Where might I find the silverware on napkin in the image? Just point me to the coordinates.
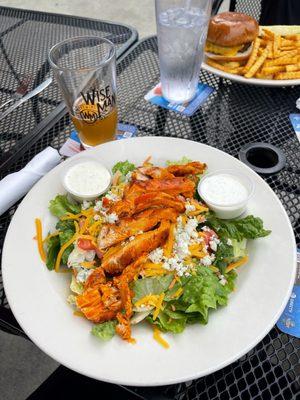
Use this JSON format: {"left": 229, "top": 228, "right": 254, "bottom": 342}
{"left": 0, "top": 74, "right": 32, "bottom": 110}
{"left": 0, "top": 77, "right": 52, "bottom": 121}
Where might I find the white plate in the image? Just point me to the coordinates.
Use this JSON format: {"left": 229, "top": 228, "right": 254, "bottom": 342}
{"left": 2, "top": 137, "right": 296, "bottom": 386}
{"left": 202, "top": 61, "right": 300, "bottom": 87}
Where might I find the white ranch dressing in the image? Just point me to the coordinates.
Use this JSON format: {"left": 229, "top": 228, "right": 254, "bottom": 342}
{"left": 64, "top": 161, "right": 111, "bottom": 196}
{"left": 200, "top": 174, "right": 248, "bottom": 206}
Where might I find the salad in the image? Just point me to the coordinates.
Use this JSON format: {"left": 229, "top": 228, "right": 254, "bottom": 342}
{"left": 35, "top": 157, "right": 270, "bottom": 347}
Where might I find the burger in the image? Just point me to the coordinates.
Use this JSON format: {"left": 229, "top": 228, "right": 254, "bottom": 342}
{"left": 205, "top": 12, "right": 259, "bottom": 61}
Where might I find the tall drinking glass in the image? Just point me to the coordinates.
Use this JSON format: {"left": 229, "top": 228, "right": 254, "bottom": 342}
{"left": 155, "top": 0, "right": 212, "bottom": 104}
{"left": 49, "top": 36, "right": 117, "bottom": 148}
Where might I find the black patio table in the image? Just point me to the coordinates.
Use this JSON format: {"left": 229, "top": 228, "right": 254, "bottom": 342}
{"left": 0, "top": 5, "right": 300, "bottom": 400}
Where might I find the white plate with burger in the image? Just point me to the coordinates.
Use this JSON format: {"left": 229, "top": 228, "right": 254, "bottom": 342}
{"left": 202, "top": 12, "right": 300, "bottom": 87}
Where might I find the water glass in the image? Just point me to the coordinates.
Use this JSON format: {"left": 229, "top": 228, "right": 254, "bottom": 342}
{"left": 155, "top": 0, "right": 212, "bottom": 104}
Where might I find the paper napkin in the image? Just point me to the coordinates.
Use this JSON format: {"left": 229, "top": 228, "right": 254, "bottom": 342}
{"left": 0, "top": 147, "right": 61, "bottom": 216}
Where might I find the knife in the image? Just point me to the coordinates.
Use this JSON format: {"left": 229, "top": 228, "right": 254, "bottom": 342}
{"left": 0, "top": 77, "right": 53, "bottom": 122}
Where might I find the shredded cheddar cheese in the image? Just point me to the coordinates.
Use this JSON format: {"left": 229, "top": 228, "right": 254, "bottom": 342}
{"left": 135, "top": 294, "right": 160, "bottom": 308}
{"left": 42, "top": 231, "right": 59, "bottom": 244}
{"left": 60, "top": 209, "right": 94, "bottom": 221}
{"left": 54, "top": 221, "right": 80, "bottom": 272}
{"left": 164, "top": 223, "right": 175, "bottom": 257}
{"left": 153, "top": 293, "right": 165, "bottom": 321}
{"left": 172, "top": 287, "right": 183, "bottom": 299}
{"left": 88, "top": 220, "right": 103, "bottom": 236}
{"left": 225, "top": 256, "right": 249, "bottom": 273}
{"left": 35, "top": 218, "right": 46, "bottom": 262}
{"left": 153, "top": 327, "right": 169, "bottom": 349}
{"left": 80, "top": 261, "right": 95, "bottom": 269}
{"left": 73, "top": 310, "right": 85, "bottom": 318}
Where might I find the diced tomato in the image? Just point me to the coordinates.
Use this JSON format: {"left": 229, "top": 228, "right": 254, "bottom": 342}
{"left": 77, "top": 238, "right": 95, "bottom": 251}
{"left": 102, "top": 197, "right": 110, "bottom": 208}
{"left": 202, "top": 229, "right": 218, "bottom": 246}
{"left": 77, "top": 238, "right": 103, "bottom": 259}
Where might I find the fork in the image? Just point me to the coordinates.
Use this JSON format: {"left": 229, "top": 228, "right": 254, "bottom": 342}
{"left": 0, "top": 74, "right": 32, "bottom": 110}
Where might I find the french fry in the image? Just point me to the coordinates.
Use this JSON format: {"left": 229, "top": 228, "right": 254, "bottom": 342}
{"left": 255, "top": 72, "right": 274, "bottom": 79}
{"left": 276, "top": 49, "right": 298, "bottom": 58}
{"left": 260, "top": 39, "right": 270, "bottom": 47}
{"left": 206, "top": 58, "right": 240, "bottom": 74}
{"left": 275, "top": 71, "right": 300, "bottom": 79}
{"left": 245, "top": 43, "right": 271, "bottom": 78}
{"left": 284, "top": 34, "right": 300, "bottom": 41}
{"left": 262, "top": 29, "right": 275, "bottom": 40}
{"left": 281, "top": 38, "right": 296, "bottom": 47}
{"left": 262, "top": 65, "right": 285, "bottom": 74}
{"left": 264, "top": 55, "right": 298, "bottom": 67}
{"left": 280, "top": 46, "right": 297, "bottom": 51}
{"left": 286, "top": 64, "right": 300, "bottom": 72}
{"left": 243, "top": 37, "right": 261, "bottom": 72}
{"left": 267, "top": 45, "right": 274, "bottom": 59}
{"left": 273, "top": 34, "right": 281, "bottom": 57}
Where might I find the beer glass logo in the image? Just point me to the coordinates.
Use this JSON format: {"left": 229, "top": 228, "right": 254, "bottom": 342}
{"left": 74, "top": 85, "right": 116, "bottom": 124}
{"left": 78, "top": 104, "right": 99, "bottom": 124}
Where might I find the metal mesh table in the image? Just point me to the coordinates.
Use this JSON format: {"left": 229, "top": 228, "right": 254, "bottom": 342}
{"left": 1, "top": 33, "right": 300, "bottom": 399}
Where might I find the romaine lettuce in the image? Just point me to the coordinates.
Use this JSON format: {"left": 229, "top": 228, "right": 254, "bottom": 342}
{"left": 55, "top": 219, "right": 76, "bottom": 265}
{"left": 231, "top": 238, "right": 248, "bottom": 260}
{"left": 132, "top": 275, "right": 173, "bottom": 303}
{"left": 213, "top": 240, "right": 234, "bottom": 273}
{"left": 70, "top": 275, "right": 84, "bottom": 294}
{"left": 112, "top": 160, "right": 135, "bottom": 176}
{"left": 91, "top": 320, "right": 117, "bottom": 341}
{"left": 148, "top": 309, "right": 187, "bottom": 333}
{"left": 205, "top": 215, "right": 271, "bottom": 241}
{"left": 166, "top": 156, "right": 192, "bottom": 166}
{"left": 49, "top": 195, "right": 80, "bottom": 218}
{"left": 159, "top": 266, "right": 237, "bottom": 330}
{"left": 45, "top": 235, "right": 60, "bottom": 270}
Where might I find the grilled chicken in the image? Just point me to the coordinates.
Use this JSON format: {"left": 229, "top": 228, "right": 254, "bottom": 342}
{"left": 76, "top": 284, "right": 121, "bottom": 323}
{"left": 110, "top": 189, "right": 185, "bottom": 217}
{"left": 132, "top": 166, "right": 175, "bottom": 181}
{"left": 98, "top": 208, "right": 178, "bottom": 250}
{"left": 102, "top": 220, "right": 171, "bottom": 274}
{"left": 166, "top": 161, "right": 206, "bottom": 176}
{"left": 134, "top": 177, "right": 195, "bottom": 198}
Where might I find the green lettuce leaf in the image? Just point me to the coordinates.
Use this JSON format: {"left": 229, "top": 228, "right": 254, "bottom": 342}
{"left": 91, "top": 320, "right": 117, "bottom": 341}
{"left": 70, "top": 275, "right": 84, "bottom": 294}
{"left": 49, "top": 195, "right": 80, "bottom": 218}
{"left": 132, "top": 275, "right": 173, "bottom": 303}
{"left": 170, "top": 266, "right": 237, "bottom": 325}
{"left": 214, "top": 240, "right": 234, "bottom": 273}
{"left": 112, "top": 160, "right": 135, "bottom": 176}
{"left": 166, "top": 156, "right": 192, "bottom": 166}
{"left": 56, "top": 220, "right": 76, "bottom": 265}
{"left": 45, "top": 235, "right": 60, "bottom": 270}
{"left": 231, "top": 238, "right": 248, "bottom": 260}
{"left": 67, "top": 294, "right": 77, "bottom": 306}
{"left": 147, "top": 309, "right": 187, "bottom": 334}
{"left": 206, "top": 215, "right": 271, "bottom": 241}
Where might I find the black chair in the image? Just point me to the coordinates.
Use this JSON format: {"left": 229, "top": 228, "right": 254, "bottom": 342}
{"left": 215, "top": 0, "right": 300, "bottom": 25}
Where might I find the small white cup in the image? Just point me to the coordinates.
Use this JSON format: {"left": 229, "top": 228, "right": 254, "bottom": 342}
{"left": 198, "top": 170, "right": 254, "bottom": 219}
{"left": 61, "top": 157, "right": 112, "bottom": 202}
